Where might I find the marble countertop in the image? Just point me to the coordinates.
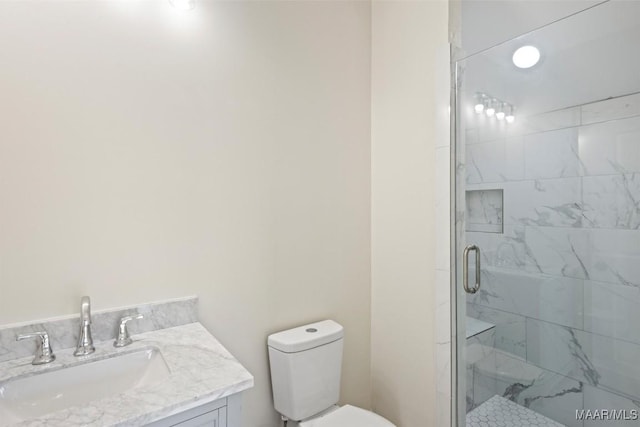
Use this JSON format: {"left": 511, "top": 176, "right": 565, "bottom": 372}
{"left": 0, "top": 322, "right": 254, "bottom": 426}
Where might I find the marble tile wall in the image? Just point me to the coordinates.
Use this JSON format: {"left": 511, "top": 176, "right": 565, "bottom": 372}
{"left": 435, "top": 92, "right": 452, "bottom": 425}
{"left": 465, "top": 319, "right": 496, "bottom": 411}
{"left": 466, "top": 189, "right": 503, "bottom": 233}
{"left": 464, "top": 91, "right": 640, "bottom": 425}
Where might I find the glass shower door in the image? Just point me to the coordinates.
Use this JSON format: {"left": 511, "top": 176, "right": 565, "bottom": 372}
{"left": 454, "top": 2, "right": 640, "bottom": 426}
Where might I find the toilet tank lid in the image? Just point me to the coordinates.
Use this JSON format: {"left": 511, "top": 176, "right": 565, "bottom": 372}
{"left": 268, "top": 320, "right": 344, "bottom": 353}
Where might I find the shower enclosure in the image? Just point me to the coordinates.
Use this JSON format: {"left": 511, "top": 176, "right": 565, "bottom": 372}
{"left": 453, "top": 1, "right": 640, "bottom": 426}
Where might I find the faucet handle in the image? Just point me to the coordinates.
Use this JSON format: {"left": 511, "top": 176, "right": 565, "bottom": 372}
{"left": 114, "top": 313, "right": 144, "bottom": 347}
{"left": 17, "top": 331, "right": 56, "bottom": 365}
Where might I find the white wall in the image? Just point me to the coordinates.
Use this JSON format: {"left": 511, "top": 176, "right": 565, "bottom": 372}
{"left": 371, "top": 1, "right": 449, "bottom": 426}
{"left": 0, "top": 2, "right": 372, "bottom": 426}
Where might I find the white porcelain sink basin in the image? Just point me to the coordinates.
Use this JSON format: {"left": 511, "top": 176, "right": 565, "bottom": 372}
{"left": 0, "top": 347, "right": 170, "bottom": 425}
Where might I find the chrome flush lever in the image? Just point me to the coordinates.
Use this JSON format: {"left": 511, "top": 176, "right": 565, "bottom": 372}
{"left": 463, "top": 244, "right": 481, "bottom": 294}
{"left": 114, "top": 313, "right": 144, "bottom": 347}
{"left": 16, "top": 331, "right": 56, "bottom": 365}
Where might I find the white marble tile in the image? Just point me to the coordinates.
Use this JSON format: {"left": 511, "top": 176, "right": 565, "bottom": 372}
{"left": 467, "top": 223, "right": 504, "bottom": 233}
{"left": 526, "top": 319, "right": 640, "bottom": 401}
{"left": 584, "top": 280, "right": 640, "bottom": 345}
{"left": 467, "top": 329, "right": 495, "bottom": 358}
{"left": 477, "top": 123, "right": 511, "bottom": 145}
{"left": 471, "top": 365, "right": 498, "bottom": 411}
{"left": 436, "top": 391, "right": 452, "bottom": 427}
{"left": 485, "top": 225, "right": 640, "bottom": 288}
{"left": 467, "top": 303, "right": 526, "bottom": 359}
{"left": 583, "top": 173, "right": 640, "bottom": 229}
{"left": 435, "top": 146, "right": 451, "bottom": 271}
{"left": 515, "top": 370, "right": 584, "bottom": 427}
{"left": 465, "top": 127, "right": 480, "bottom": 145}
{"left": 437, "top": 340, "right": 452, "bottom": 399}
{"left": 504, "top": 178, "right": 583, "bottom": 227}
{"left": 436, "top": 202, "right": 451, "bottom": 271}
{"left": 436, "top": 146, "right": 451, "bottom": 203}
{"left": 581, "top": 92, "right": 640, "bottom": 125}
{"left": 583, "top": 385, "right": 640, "bottom": 427}
{"left": 579, "top": 115, "right": 640, "bottom": 176}
{"left": 587, "top": 228, "right": 640, "bottom": 287}
{"left": 466, "top": 357, "right": 475, "bottom": 412}
{"left": 521, "top": 106, "right": 582, "bottom": 135}
{"left": 526, "top": 319, "right": 598, "bottom": 384}
{"left": 524, "top": 226, "right": 589, "bottom": 279}
{"left": 466, "top": 327, "right": 496, "bottom": 411}
{"left": 466, "top": 316, "right": 495, "bottom": 339}
{"left": 466, "top": 137, "right": 524, "bottom": 184}
{"left": 468, "top": 267, "right": 583, "bottom": 329}
{"left": 474, "top": 352, "right": 583, "bottom": 427}
{"left": 465, "top": 113, "right": 513, "bottom": 144}
{"left": 490, "top": 352, "right": 543, "bottom": 396}
{"left": 436, "top": 269, "right": 452, "bottom": 344}
{"left": 466, "top": 189, "right": 503, "bottom": 232}
{"left": 525, "top": 128, "right": 580, "bottom": 180}
{"left": 467, "top": 225, "right": 530, "bottom": 271}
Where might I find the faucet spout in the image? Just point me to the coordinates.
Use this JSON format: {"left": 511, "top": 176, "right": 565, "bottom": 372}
{"left": 74, "top": 296, "right": 95, "bottom": 356}
{"left": 80, "top": 296, "right": 91, "bottom": 325}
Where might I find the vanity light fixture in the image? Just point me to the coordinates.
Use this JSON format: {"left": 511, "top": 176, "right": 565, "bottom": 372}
{"left": 169, "top": 0, "right": 195, "bottom": 11}
{"left": 473, "top": 93, "right": 516, "bottom": 123}
{"left": 512, "top": 45, "right": 540, "bottom": 69}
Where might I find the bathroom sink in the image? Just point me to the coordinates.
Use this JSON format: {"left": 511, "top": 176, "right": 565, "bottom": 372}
{"left": 0, "top": 347, "right": 170, "bottom": 425}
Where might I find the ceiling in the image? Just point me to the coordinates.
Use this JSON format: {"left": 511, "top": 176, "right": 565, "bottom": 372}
{"left": 461, "top": 0, "right": 640, "bottom": 115}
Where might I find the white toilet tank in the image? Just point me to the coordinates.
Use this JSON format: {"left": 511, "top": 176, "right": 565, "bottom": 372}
{"left": 268, "top": 320, "right": 344, "bottom": 421}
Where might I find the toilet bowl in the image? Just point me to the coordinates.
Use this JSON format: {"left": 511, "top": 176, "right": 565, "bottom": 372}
{"left": 300, "top": 404, "right": 394, "bottom": 427}
{"left": 267, "top": 320, "right": 395, "bottom": 427}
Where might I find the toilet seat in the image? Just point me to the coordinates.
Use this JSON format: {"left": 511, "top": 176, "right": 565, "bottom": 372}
{"left": 300, "top": 405, "right": 395, "bottom": 427}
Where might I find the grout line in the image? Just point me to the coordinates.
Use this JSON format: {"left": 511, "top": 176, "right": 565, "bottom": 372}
{"left": 470, "top": 301, "right": 640, "bottom": 347}
{"left": 465, "top": 110, "right": 640, "bottom": 145}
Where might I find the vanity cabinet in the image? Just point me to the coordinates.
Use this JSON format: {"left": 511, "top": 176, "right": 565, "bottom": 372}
{"left": 169, "top": 407, "right": 224, "bottom": 427}
{"left": 147, "top": 393, "right": 243, "bottom": 427}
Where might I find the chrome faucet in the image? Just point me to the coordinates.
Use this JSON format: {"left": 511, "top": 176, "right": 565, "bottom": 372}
{"left": 114, "top": 313, "right": 144, "bottom": 347}
{"left": 74, "top": 296, "right": 95, "bottom": 356}
{"left": 16, "top": 331, "right": 56, "bottom": 365}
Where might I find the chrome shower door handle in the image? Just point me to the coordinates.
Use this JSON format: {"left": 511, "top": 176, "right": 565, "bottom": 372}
{"left": 463, "top": 244, "right": 481, "bottom": 294}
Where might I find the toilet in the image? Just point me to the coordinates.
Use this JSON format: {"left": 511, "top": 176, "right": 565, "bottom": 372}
{"left": 268, "top": 320, "right": 395, "bottom": 427}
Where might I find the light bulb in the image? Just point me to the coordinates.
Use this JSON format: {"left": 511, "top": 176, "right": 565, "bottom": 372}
{"left": 496, "top": 102, "right": 506, "bottom": 120}
{"left": 505, "top": 104, "right": 515, "bottom": 123}
{"left": 512, "top": 46, "right": 540, "bottom": 69}
{"left": 474, "top": 93, "right": 485, "bottom": 114}
{"left": 485, "top": 100, "right": 496, "bottom": 117}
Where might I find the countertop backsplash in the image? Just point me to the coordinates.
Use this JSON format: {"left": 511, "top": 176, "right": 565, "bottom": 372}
{"left": 0, "top": 296, "right": 197, "bottom": 363}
